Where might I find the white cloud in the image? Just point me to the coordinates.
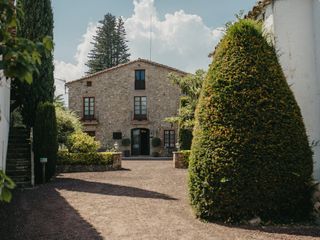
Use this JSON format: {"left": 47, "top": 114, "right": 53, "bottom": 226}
{"left": 125, "top": 0, "right": 224, "bottom": 72}
{"left": 54, "top": 0, "right": 224, "bottom": 84}
{"left": 54, "top": 22, "right": 97, "bottom": 82}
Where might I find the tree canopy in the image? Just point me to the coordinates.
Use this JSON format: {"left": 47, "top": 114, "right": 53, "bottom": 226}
{"left": 86, "top": 13, "right": 130, "bottom": 74}
{"left": 12, "top": 0, "right": 55, "bottom": 127}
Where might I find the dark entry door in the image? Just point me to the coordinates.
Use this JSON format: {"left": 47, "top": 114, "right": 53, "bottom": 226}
{"left": 131, "top": 128, "right": 150, "bottom": 156}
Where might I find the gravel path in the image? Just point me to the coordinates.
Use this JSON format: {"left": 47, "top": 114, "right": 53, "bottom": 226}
{"left": 0, "top": 160, "right": 319, "bottom": 240}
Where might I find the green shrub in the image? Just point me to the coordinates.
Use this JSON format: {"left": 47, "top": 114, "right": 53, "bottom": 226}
{"left": 179, "top": 129, "right": 193, "bottom": 150}
{"left": 189, "top": 19, "right": 313, "bottom": 223}
{"left": 66, "top": 131, "right": 100, "bottom": 153}
{"left": 56, "top": 105, "right": 82, "bottom": 146}
{"left": 178, "top": 150, "right": 191, "bottom": 167}
{"left": 34, "top": 102, "right": 58, "bottom": 183}
{"left": 152, "top": 137, "right": 161, "bottom": 147}
{"left": 0, "top": 170, "right": 15, "bottom": 202}
{"left": 57, "top": 150, "right": 113, "bottom": 166}
{"left": 121, "top": 138, "right": 131, "bottom": 146}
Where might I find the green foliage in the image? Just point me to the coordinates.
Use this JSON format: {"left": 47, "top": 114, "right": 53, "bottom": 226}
{"left": 121, "top": 138, "right": 131, "bottom": 146}
{"left": 57, "top": 150, "right": 113, "bottom": 166}
{"left": 66, "top": 131, "right": 100, "bottom": 153}
{"left": 86, "top": 13, "right": 130, "bottom": 74}
{"left": 0, "top": 0, "right": 52, "bottom": 83}
{"left": 11, "top": 0, "right": 55, "bottom": 127}
{"left": 167, "top": 70, "right": 205, "bottom": 130}
{"left": 189, "top": 19, "right": 313, "bottom": 223}
{"left": 179, "top": 129, "right": 193, "bottom": 150}
{"left": 177, "top": 150, "right": 191, "bottom": 167}
{"left": 151, "top": 137, "right": 161, "bottom": 147}
{"left": 55, "top": 105, "right": 82, "bottom": 146}
{"left": 0, "top": 170, "right": 15, "bottom": 203}
{"left": 34, "top": 102, "right": 58, "bottom": 184}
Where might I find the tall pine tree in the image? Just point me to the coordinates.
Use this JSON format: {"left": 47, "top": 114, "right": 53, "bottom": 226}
{"left": 12, "top": 0, "right": 55, "bottom": 127}
{"left": 86, "top": 13, "right": 130, "bottom": 74}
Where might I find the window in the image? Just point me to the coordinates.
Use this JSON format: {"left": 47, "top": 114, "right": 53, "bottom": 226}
{"left": 135, "top": 70, "right": 145, "bottom": 90}
{"left": 83, "top": 97, "right": 95, "bottom": 120}
{"left": 86, "top": 81, "right": 92, "bottom": 87}
{"left": 85, "top": 131, "right": 95, "bottom": 137}
{"left": 113, "top": 132, "right": 122, "bottom": 140}
{"left": 164, "top": 130, "right": 175, "bottom": 148}
{"left": 134, "top": 96, "right": 147, "bottom": 120}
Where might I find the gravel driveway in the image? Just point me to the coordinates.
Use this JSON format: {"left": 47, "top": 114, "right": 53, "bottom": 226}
{"left": 0, "top": 160, "right": 319, "bottom": 240}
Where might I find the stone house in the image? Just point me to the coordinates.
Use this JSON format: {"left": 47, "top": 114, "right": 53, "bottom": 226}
{"left": 66, "top": 58, "right": 187, "bottom": 156}
{"left": 246, "top": 0, "right": 320, "bottom": 180}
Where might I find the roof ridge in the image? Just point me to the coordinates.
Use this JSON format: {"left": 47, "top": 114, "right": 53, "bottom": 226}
{"left": 244, "top": 0, "right": 273, "bottom": 20}
{"left": 66, "top": 58, "right": 188, "bottom": 85}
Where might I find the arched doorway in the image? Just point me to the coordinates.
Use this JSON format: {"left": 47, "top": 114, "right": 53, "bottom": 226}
{"left": 131, "top": 128, "right": 150, "bottom": 156}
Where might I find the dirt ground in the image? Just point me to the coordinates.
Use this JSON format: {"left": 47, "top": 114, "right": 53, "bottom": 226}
{"left": 0, "top": 160, "right": 319, "bottom": 240}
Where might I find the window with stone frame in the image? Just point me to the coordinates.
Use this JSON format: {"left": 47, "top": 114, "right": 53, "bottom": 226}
{"left": 164, "top": 130, "right": 175, "bottom": 148}
{"left": 135, "top": 69, "right": 145, "bottom": 90}
{"left": 134, "top": 96, "right": 147, "bottom": 120}
{"left": 83, "top": 97, "right": 95, "bottom": 120}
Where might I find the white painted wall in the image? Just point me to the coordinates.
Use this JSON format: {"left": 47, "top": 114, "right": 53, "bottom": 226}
{"left": 0, "top": 68, "right": 11, "bottom": 173}
{"left": 262, "top": 0, "right": 320, "bottom": 180}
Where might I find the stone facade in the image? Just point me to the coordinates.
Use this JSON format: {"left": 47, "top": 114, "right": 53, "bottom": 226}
{"left": 67, "top": 59, "right": 187, "bottom": 156}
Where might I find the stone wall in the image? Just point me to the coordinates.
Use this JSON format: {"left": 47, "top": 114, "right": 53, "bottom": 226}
{"left": 173, "top": 151, "right": 190, "bottom": 169}
{"left": 67, "top": 59, "right": 187, "bottom": 156}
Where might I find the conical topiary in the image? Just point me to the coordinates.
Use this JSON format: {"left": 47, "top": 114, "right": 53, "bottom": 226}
{"left": 188, "top": 19, "right": 313, "bottom": 222}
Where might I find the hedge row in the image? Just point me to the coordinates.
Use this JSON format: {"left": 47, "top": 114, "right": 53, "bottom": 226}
{"left": 57, "top": 151, "right": 114, "bottom": 166}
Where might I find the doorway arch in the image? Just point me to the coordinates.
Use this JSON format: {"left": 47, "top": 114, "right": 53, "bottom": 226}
{"left": 131, "top": 128, "right": 150, "bottom": 156}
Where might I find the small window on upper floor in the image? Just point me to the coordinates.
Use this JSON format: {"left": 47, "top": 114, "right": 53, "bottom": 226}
{"left": 87, "top": 81, "right": 92, "bottom": 87}
{"left": 135, "top": 70, "right": 145, "bottom": 90}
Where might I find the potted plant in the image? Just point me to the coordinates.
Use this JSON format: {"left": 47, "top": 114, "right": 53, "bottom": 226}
{"left": 121, "top": 138, "right": 131, "bottom": 157}
{"left": 151, "top": 137, "right": 161, "bottom": 157}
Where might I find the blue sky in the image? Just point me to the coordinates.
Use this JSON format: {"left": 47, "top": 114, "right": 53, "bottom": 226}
{"left": 52, "top": 0, "right": 257, "bottom": 83}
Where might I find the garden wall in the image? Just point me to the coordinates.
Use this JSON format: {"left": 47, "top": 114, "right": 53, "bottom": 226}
{"left": 57, "top": 152, "right": 121, "bottom": 173}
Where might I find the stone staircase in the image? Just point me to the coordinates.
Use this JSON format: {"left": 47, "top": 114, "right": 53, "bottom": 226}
{"left": 6, "top": 127, "right": 31, "bottom": 188}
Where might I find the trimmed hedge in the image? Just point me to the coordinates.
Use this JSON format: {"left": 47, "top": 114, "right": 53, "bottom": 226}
{"left": 189, "top": 19, "right": 313, "bottom": 223}
{"left": 34, "top": 102, "right": 58, "bottom": 183}
{"left": 57, "top": 151, "right": 113, "bottom": 166}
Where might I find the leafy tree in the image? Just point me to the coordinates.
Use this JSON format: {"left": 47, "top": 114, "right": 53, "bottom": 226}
{"left": 0, "top": 0, "right": 52, "bottom": 83}
{"left": 55, "top": 104, "right": 82, "bottom": 146}
{"left": 0, "top": 0, "right": 52, "bottom": 200}
{"left": 166, "top": 70, "right": 205, "bottom": 149}
{"left": 114, "top": 17, "right": 130, "bottom": 65}
{"left": 66, "top": 132, "right": 100, "bottom": 153}
{"left": 189, "top": 19, "right": 313, "bottom": 222}
{"left": 12, "top": 0, "right": 55, "bottom": 127}
{"left": 86, "top": 13, "right": 130, "bottom": 74}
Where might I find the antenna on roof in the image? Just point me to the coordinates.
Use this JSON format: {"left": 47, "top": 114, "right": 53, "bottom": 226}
{"left": 149, "top": 14, "right": 152, "bottom": 61}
